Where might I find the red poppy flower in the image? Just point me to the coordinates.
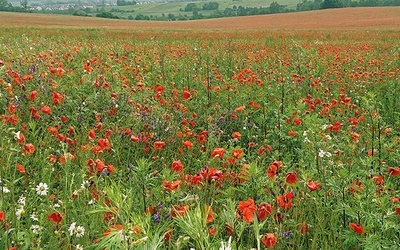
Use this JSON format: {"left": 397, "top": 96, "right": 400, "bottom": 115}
{"left": 328, "top": 121, "right": 341, "bottom": 133}
{"left": 211, "top": 147, "right": 225, "bottom": 159}
{"left": 104, "top": 224, "right": 124, "bottom": 237}
{"left": 182, "top": 140, "right": 193, "bottom": 150}
{"left": 349, "top": 222, "right": 364, "bottom": 235}
{"left": 7, "top": 103, "right": 18, "bottom": 113}
{"left": 277, "top": 192, "right": 293, "bottom": 210}
{"left": 300, "top": 222, "right": 309, "bottom": 234}
{"left": 261, "top": 233, "right": 277, "bottom": 248}
{"left": 307, "top": 180, "right": 321, "bottom": 191}
{"left": 190, "top": 174, "right": 203, "bottom": 185}
{"left": 266, "top": 161, "right": 281, "bottom": 179}
{"left": 47, "top": 212, "right": 64, "bottom": 225}
{"left": 286, "top": 172, "right": 298, "bottom": 184}
{"left": 266, "top": 164, "right": 277, "bottom": 179}
{"left": 0, "top": 211, "right": 4, "bottom": 221}
{"left": 388, "top": 167, "right": 400, "bottom": 176}
{"left": 232, "top": 148, "right": 244, "bottom": 159}
{"left": 225, "top": 223, "right": 234, "bottom": 235}
{"left": 208, "top": 227, "right": 217, "bottom": 236}
{"left": 23, "top": 143, "right": 35, "bottom": 155}
{"left": 154, "top": 141, "right": 166, "bottom": 150}
{"left": 197, "top": 131, "right": 208, "bottom": 144}
{"left": 171, "top": 204, "right": 189, "bottom": 218}
{"left": 373, "top": 175, "right": 384, "bottom": 185}
{"left": 130, "top": 135, "right": 140, "bottom": 142}
{"left": 234, "top": 105, "right": 245, "bottom": 112}
{"left": 164, "top": 227, "right": 172, "bottom": 242}
{"left": 395, "top": 208, "right": 400, "bottom": 216}
{"left": 52, "top": 91, "right": 64, "bottom": 105}
{"left": 15, "top": 132, "right": 25, "bottom": 144}
{"left": 237, "top": 198, "right": 257, "bottom": 223}
{"left": 349, "top": 179, "right": 363, "bottom": 193}
{"left": 171, "top": 160, "right": 184, "bottom": 173}
{"left": 40, "top": 105, "right": 52, "bottom": 114}
{"left": 16, "top": 164, "right": 26, "bottom": 173}
{"left": 351, "top": 132, "right": 360, "bottom": 141}
{"left": 162, "top": 180, "right": 182, "bottom": 192}
{"left": 257, "top": 202, "right": 273, "bottom": 221}
{"left": 183, "top": 90, "right": 191, "bottom": 100}
{"left": 29, "top": 90, "right": 38, "bottom": 101}
{"left": 232, "top": 131, "right": 241, "bottom": 139}
{"left": 293, "top": 117, "right": 302, "bottom": 126}
{"left": 205, "top": 205, "right": 214, "bottom": 224}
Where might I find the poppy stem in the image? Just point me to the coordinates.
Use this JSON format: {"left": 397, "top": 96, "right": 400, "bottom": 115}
{"left": 370, "top": 112, "right": 375, "bottom": 160}
{"left": 262, "top": 102, "right": 266, "bottom": 138}
{"left": 142, "top": 183, "right": 147, "bottom": 213}
{"left": 206, "top": 65, "right": 212, "bottom": 108}
{"left": 378, "top": 119, "right": 381, "bottom": 170}
{"left": 342, "top": 186, "right": 346, "bottom": 227}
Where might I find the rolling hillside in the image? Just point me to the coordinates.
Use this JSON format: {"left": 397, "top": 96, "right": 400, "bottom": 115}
{"left": 0, "top": 7, "right": 400, "bottom": 30}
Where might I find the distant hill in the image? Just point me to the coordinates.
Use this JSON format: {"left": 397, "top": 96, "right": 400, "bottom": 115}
{"left": 1, "top": 7, "right": 399, "bottom": 30}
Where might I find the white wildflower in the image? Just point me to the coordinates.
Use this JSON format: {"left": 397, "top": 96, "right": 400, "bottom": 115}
{"left": 1, "top": 185, "right": 10, "bottom": 194}
{"left": 80, "top": 180, "right": 91, "bottom": 190}
{"left": 36, "top": 182, "right": 48, "bottom": 196}
{"left": 318, "top": 149, "right": 332, "bottom": 158}
{"left": 68, "top": 222, "right": 77, "bottom": 236}
{"left": 18, "top": 195, "right": 26, "bottom": 205}
{"left": 30, "top": 224, "right": 43, "bottom": 235}
{"left": 75, "top": 244, "right": 84, "bottom": 250}
{"left": 69, "top": 222, "right": 85, "bottom": 237}
{"left": 30, "top": 212, "right": 39, "bottom": 221}
{"left": 13, "top": 131, "right": 21, "bottom": 140}
{"left": 16, "top": 206, "right": 25, "bottom": 220}
{"left": 220, "top": 236, "right": 232, "bottom": 250}
{"left": 75, "top": 226, "right": 85, "bottom": 237}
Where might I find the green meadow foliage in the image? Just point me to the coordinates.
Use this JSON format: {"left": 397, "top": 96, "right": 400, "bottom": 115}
{"left": 0, "top": 27, "right": 399, "bottom": 249}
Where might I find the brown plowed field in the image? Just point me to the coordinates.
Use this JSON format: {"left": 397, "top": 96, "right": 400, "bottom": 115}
{"left": 1, "top": 7, "right": 400, "bottom": 30}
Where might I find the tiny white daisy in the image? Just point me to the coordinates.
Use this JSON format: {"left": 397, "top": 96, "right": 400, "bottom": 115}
{"left": 36, "top": 183, "right": 48, "bottom": 196}
{"left": 30, "top": 212, "right": 39, "bottom": 221}
{"left": 18, "top": 195, "right": 26, "bottom": 205}
{"left": 30, "top": 224, "right": 43, "bottom": 235}
{"left": 75, "top": 226, "right": 85, "bottom": 237}
{"left": 80, "top": 180, "right": 90, "bottom": 190}
{"left": 1, "top": 185, "right": 10, "bottom": 194}
{"left": 68, "top": 222, "right": 77, "bottom": 236}
{"left": 15, "top": 206, "right": 25, "bottom": 220}
{"left": 75, "top": 244, "right": 84, "bottom": 250}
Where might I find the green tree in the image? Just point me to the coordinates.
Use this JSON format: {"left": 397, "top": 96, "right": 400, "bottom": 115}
{"left": 202, "top": 2, "right": 219, "bottom": 10}
{"left": 269, "top": 1, "right": 286, "bottom": 13}
{"left": 0, "top": 0, "right": 8, "bottom": 9}
{"left": 321, "top": 0, "right": 344, "bottom": 8}
{"left": 20, "top": 0, "right": 28, "bottom": 9}
{"left": 184, "top": 3, "right": 199, "bottom": 12}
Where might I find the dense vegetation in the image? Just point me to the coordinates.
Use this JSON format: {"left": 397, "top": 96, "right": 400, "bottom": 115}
{"left": 0, "top": 25, "right": 399, "bottom": 249}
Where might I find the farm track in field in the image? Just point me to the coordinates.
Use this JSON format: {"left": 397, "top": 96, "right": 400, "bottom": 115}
{"left": 1, "top": 7, "right": 400, "bottom": 30}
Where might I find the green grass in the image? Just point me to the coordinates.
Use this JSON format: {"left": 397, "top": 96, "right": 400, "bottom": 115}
{"left": 0, "top": 26, "right": 399, "bottom": 250}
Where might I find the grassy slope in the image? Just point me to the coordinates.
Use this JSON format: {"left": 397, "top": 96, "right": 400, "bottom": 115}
{"left": 99, "top": 0, "right": 301, "bottom": 18}
{"left": 0, "top": 7, "right": 400, "bottom": 30}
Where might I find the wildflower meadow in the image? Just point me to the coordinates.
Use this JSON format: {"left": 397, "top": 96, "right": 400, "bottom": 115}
{"left": 0, "top": 26, "right": 399, "bottom": 250}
